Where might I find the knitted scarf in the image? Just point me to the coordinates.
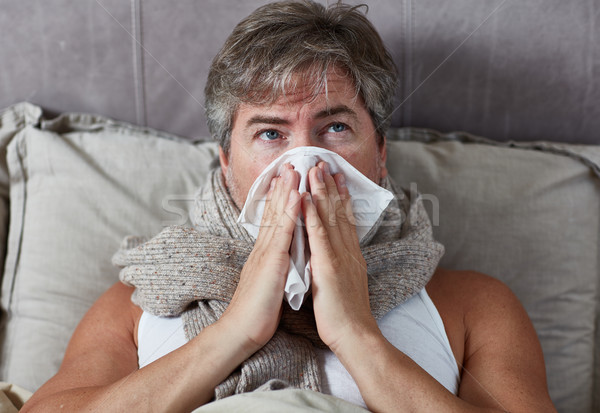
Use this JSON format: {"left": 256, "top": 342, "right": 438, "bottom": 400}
{"left": 113, "top": 169, "right": 444, "bottom": 399}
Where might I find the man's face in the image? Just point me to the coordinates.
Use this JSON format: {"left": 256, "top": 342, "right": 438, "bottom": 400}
{"left": 220, "top": 70, "right": 388, "bottom": 209}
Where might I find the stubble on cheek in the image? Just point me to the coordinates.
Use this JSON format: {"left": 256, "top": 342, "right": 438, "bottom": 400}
{"left": 224, "top": 164, "right": 246, "bottom": 211}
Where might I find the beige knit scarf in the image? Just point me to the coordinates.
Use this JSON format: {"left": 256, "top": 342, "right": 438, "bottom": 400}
{"left": 113, "top": 169, "right": 444, "bottom": 399}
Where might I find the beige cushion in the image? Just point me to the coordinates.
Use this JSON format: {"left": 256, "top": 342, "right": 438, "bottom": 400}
{"left": 0, "top": 103, "right": 42, "bottom": 277}
{"left": 0, "top": 112, "right": 219, "bottom": 390}
{"left": 0, "top": 110, "right": 598, "bottom": 413}
{"left": 387, "top": 128, "right": 600, "bottom": 413}
{"left": 0, "top": 381, "right": 32, "bottom": 412}
{"left": 193, "top": 388, "right": 368, "bottom": 413}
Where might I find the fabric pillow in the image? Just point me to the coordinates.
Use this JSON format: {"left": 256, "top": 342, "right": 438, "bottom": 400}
{"left": 0, "top": 103, "right": 43, "bottom": 282}
{"left": 386, "top": 128, "right": 600, "bottom": 413}
{"left": 0, "top": 112, "right": 218, "bottom": 390}
{"left": 1, "top": 112, "right": 599, "bottom": 413}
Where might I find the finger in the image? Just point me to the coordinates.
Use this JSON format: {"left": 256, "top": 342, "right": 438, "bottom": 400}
{"left": 259, "top": 175, "right": 283, "bottom": 234}
{"left": 279, "top": 164, "right": 301, "bottom": 227}
{"left": 301, "top": 192, "right": 334, "bottom": 256}
{"left": 268, "top": 164, "right": 292, "bottom": 218}
{"left": 331, "top": 172, "right": 359, "bottom": 245}
{"left": 259, "top": 166, "right": 300, "bottom": 246}
{"left": 318, "top": 162, "right": 351, "bottom": 242}
{"left": 261, "top": 164, "right": 295, "bottom": 225}
{"left": 307, "top": 164, "right": 343, "bottom": 247}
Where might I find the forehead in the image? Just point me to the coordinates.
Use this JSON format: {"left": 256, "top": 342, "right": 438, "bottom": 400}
{"left": 236, "top": 70, "right": 364, "bottom": 117}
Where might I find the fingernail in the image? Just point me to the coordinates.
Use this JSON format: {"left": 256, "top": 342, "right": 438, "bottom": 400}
{"left": 338, "top": 173, "right": 346, "bottom": 187}
{"left": 322, "top": 162, "right": 330, "bottom": 175}
{"left": 270, "top": 177, "right": 276, "bottom": 190}
{"left": 283, "top": 168, "right": 291, "bottom": 183}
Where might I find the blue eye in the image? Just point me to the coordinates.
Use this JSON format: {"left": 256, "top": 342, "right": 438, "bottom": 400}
{"left": 328, "top": 123, "right": 347, "bottom": 133}
{"left": 259, "top": 130, "right": 281, "bottom": 141}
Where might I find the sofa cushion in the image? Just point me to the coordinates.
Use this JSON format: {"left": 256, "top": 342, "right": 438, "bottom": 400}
{"left": 387, "top": 128, "right": 600, "bottom": 412}
{"left": 0, "top": 103, "right": 42, "bottom": 282}
{"left": 0, "top": 112, "right": 218, "bottom": 391}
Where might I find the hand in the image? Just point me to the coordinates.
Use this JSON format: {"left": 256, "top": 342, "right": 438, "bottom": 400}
{"left": 302, "top": 162, "right": 380, "bottom": 352}
{"left": 218, "top": 165, "right": 301, "bottom": 354}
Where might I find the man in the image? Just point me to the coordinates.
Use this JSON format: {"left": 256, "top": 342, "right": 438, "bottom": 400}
{"left": 22, "top": 1, "right": 556, "bottom": 412}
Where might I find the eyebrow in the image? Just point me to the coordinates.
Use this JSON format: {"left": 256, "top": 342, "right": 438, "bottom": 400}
{"left": 245, "top": 116, "right": 290, "bottom": 127}
{"left": 315, "top": 105, "right": 358, "bottom": 120}
{"left": 245, "top": 104, "right": 358, "bottom": 127}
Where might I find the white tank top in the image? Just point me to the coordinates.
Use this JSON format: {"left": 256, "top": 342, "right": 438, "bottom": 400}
{"left": 137, "top": 289, "right": 460, "bottom": 407}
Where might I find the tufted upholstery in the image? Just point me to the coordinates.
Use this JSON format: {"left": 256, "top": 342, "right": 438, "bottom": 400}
{"left": 1, "top": 0, "right": 598, "bottom": 144}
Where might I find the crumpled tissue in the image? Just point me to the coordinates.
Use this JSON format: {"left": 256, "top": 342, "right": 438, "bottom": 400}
{"left": 238, "top": 146, "right": 394, "bottom": 310}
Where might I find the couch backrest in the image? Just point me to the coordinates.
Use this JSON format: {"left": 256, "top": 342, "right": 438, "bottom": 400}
{"left": 1, "top": 0, "right": 598, "bottom": 144}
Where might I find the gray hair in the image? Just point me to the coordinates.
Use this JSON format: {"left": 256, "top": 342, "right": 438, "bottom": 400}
{"left": 204, "top": 0, "right": 398, "bottom": 154}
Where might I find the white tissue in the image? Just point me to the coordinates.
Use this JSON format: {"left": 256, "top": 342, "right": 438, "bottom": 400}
{"left": 238, "top": 146, "right": 394, "bottom": 310}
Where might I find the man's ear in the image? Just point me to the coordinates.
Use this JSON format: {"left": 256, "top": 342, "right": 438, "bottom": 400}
{"left": 218, "top": 146, "right": 229, "bottom": 180}
{"left": 379, "top": 135, "right": 388, "bottom": 179}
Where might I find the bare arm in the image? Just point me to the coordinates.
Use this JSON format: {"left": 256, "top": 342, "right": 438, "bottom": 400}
{"left": 302, "top": 162, "right": 556, "bottom": 413}
{"left": 336, "top": 272, "right": 556, "bottom": 413}
{"left": 21, "top": 282, "right": 253, "bottom": 412}
{"left": 432, "top": 271, "right": 555, "bottom": 412}
{"left": 23, "top": 166, "right": 303, "bottom": 413}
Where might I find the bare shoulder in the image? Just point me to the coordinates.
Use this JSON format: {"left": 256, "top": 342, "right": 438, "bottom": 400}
{"left": 63, "top": 281, "right": 143, "bottom": 357}
{"left": 426, "top": 268, "right": 533, "bottom": 350}
{"left": 61, "top": 281, "right": 143, "bottom": 375}
{"left": 26, "top": 282, "right": 143, "bottom": 407}
{"left": 425, "top": 269, "right": 503, "bottom": 369}
{"left": 427, "top": 267, "right": 515, "bottom": 304}
{"left": 426, "top": 268, "right": 533, "bottom": 366}
{"left": 427, "top": 269, "right": 556, "bottom": 412}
